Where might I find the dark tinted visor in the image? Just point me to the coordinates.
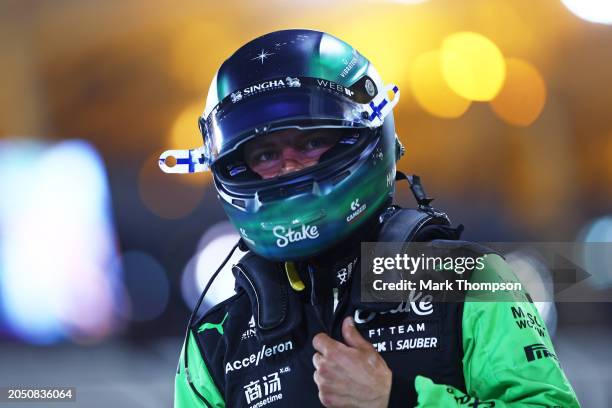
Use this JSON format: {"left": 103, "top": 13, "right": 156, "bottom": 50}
{"left": 200, "top": 78, "right": 370, "bottom": 165}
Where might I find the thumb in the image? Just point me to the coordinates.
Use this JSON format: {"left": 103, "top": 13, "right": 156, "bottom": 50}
{"left": 342, "top": 316, "right": 372, "bottom": 350}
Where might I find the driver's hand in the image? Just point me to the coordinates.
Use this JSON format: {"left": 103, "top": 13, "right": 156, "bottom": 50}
{"left": 312, "top": 316, "right": 392, "bottom": 408}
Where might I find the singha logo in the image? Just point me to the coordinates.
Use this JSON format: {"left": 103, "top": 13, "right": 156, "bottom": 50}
{"left": 231, "top": 91, "right": 243, "bottom": 103}
{"left": 285, "top": 77, "right": 301, "bottom": 87}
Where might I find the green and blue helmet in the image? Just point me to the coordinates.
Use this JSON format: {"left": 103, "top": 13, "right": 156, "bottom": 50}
{"left": 160, "top": 29, "right": 402, "bottom": 261}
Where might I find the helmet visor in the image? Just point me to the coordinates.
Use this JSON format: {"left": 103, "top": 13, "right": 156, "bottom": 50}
{"left": 199, "top": 77, "right": 372, "bottom": 166}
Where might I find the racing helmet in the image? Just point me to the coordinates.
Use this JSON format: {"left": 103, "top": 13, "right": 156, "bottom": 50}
{"left": 160, "top": 29, "right": 402, "bottom": 261}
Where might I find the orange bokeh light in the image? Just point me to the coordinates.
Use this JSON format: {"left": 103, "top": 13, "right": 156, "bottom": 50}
{"left": 490, "top": 58, "right": 547, "bottom": 127}
{"left": 410, "top": 50, "right": 471, "bottom": 118}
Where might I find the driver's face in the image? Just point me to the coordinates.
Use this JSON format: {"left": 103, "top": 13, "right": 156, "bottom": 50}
{"left": 243, "top": 129, "right": 341, "bottom": 179}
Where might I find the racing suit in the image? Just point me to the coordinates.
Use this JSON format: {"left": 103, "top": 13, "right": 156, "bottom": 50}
{"left": 174, "top": 227, "right": 579, "bottom": 407}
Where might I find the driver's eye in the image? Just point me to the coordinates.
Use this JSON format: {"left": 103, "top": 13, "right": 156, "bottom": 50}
{"left": 304, "top": 139, "right": 322, "bottom": 150}
{"left": 303, "top": 136, "right": 334, "bottom": 151}
{"left": 254, "top": 150, "right": 278, "bottom": 163}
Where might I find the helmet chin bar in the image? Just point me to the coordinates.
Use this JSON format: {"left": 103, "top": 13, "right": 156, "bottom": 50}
{"left": 158, "top": 83, "right": 400, "bottom": 175}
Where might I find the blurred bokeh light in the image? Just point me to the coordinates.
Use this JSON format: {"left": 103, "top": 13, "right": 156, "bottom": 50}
{"left": 561, "top": 0, "right": 612, "bottom": 25}
{"left": 181, "top": 221, "right": 241, "bottom": 314}
{"left": 440, "top": 31, "right": 506, "bottom": 101}
{"left": 578, "top": 216, "right": 612, "bottom": 288}
{"left": 490, "top": 58, "right": 547, "bottom": 126}
{"left": 410, "top": 50, "right": 472, "bottom": 118}
{"left": 0, "top": 139, "right": 122, "bottom": 344}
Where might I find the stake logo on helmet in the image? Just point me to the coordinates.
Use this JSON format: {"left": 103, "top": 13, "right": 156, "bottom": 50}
{"left": 159, "top": 29, "right": 403, "bottom": 261}
{"left": 273, "top": 223, "right": 320, "bottom": 248}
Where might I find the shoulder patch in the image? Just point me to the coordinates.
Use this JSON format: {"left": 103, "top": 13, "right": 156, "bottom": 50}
{"left": 198, "top": 312, "right": 228, "bottom": 335}
{"left": 192, "top": 290, "right": 246, "bottom": 332}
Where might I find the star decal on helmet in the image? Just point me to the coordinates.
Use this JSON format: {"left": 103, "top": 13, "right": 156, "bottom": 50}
{"left": 251, "top": 48, "right": 275, "bottom": 64}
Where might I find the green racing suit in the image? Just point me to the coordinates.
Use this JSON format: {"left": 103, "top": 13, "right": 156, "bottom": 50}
{"left": 175, "top": 251, "right": 580, "bottom": 407}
